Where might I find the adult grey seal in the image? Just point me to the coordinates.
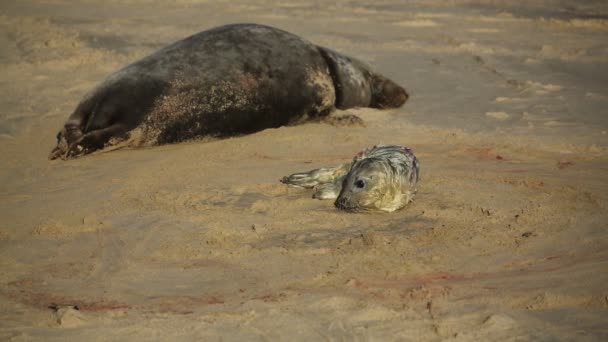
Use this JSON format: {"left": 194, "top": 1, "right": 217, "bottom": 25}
{"left": 281, "top": 145, "right": 420, "bottom": 212}
{"left": 49, "top": 23, "right": 408, "bottom": 160}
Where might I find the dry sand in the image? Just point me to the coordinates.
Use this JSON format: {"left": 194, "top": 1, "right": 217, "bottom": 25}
{"left": 1, "top": 0, "right": 608, "bottom": 340}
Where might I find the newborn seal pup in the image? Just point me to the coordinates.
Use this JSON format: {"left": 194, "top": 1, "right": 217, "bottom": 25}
{"left": 281, "top": 145, "right": 420, "bottom": 212}
{"left": 49, "top": 23, "right": 408, "bottom": 160}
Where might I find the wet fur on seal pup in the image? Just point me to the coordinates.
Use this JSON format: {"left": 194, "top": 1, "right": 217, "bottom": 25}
{"left": 281, "top": 145, "right": 420, "bottom": 212}
{"left": 49, "top": 23, "right": 408, "bottom": 160}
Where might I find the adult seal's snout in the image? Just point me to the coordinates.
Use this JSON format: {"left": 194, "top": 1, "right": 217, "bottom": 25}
{"left": 371, "top": 75, "right": 409, "bottom": 109}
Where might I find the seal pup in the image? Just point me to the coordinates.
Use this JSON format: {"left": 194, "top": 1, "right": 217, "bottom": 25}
{"left": 281, "top": 145, "right": 420, "bottom": 212}
{"left": 49, "top": 23, "right": 408, "bottom": 160}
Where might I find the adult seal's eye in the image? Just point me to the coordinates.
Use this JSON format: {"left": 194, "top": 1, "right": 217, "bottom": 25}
{"left": 355, "top": 180, "right": 365, "bottom": 189}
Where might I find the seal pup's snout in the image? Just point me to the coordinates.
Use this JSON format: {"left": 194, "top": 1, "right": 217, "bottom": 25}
{"left": 334, "top": 196, "right": 355, "bottom": 211}
{"left": 334, "top": 196, "right": 347, "bottom": 210}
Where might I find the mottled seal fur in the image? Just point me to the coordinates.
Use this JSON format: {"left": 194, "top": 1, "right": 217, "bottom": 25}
{"left": 281, "top": 145, "right": 420, "bottom": 212}
{"left": 49, "top": 23, "right": 408, "bottom": 160}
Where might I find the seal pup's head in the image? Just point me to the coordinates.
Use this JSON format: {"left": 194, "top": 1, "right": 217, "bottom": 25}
{"left": 334, "top": 145, "right": 419, "bottom": 212}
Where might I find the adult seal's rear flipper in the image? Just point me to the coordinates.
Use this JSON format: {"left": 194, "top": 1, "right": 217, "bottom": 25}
{"left": 317, "top": 47, "right": 408, "bottom": 109}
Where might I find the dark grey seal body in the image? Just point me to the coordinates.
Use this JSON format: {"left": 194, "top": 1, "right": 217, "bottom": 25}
{"left": 50, "top": 23, "right": 408, "bottom": 159}
{"left": 281, "top": 145, "right": 420, "bottom": 212}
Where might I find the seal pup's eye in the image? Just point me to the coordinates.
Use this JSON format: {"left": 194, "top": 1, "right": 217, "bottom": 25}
{"left": 354, "top": 180, "right": 365, "bottom": 189}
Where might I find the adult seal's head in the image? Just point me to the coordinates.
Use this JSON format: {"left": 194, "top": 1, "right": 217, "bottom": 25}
{"left": 281, "top": 145, "right": 420, "bottom": 213}
{"left": 318, "top": 47, "right": 408, "bottom": 110}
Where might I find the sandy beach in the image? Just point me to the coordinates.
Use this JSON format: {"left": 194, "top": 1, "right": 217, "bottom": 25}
{"left": 1, "top": 0, "right": 607, "bottom": 340}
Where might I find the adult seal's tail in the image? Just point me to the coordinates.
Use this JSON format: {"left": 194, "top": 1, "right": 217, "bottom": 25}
{"left": 49, "top": 23, "right": 408, "bottom": 160}
{"left": 281, "top": 145, "right": 420, "bottom": 213}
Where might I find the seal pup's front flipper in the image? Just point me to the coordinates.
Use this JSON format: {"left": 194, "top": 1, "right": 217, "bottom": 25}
{"left": 281, "top": 163, "right": 351, "bottom": 190}
{"left": 311, "top": 176, "right": 347, "bottom": 200}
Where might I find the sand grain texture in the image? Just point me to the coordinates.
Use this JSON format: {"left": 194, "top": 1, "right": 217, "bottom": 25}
{"left": 1, "top": 0, "right": 607, "bottom": 340}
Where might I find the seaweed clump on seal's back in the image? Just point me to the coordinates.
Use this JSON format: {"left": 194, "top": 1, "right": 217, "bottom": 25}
{"left": 281, "top": 145, "right": 420, "bottom": 212}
